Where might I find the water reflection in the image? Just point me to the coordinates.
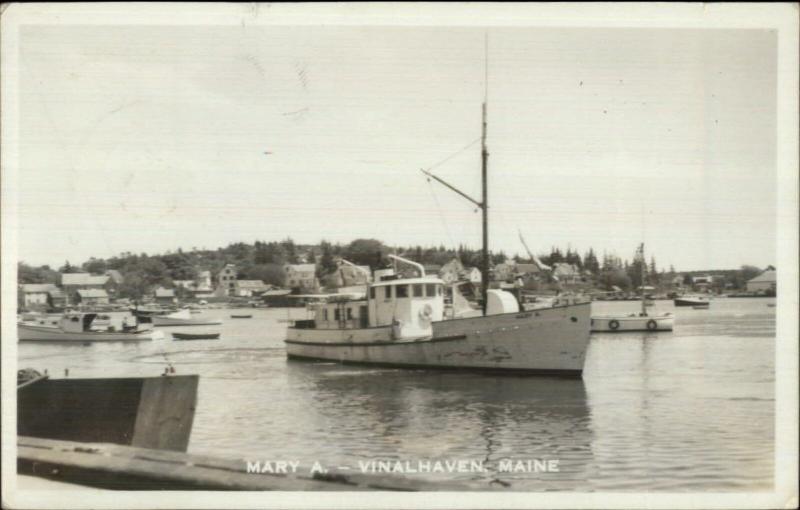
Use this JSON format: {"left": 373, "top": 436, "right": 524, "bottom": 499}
{"left": 285, "top": 363, "right": 595, "bottom": 488}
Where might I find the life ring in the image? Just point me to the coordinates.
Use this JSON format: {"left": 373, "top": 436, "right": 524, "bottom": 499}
{"left": 646, "top": 319, "right": 658, "bottom": 331}
{"left": 419, "top": 304, "right": 433, "bottom": 321}
{"left": 608, "top": 319, "right": 620, "bottom": 331}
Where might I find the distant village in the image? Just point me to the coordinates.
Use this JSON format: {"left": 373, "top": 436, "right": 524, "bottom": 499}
{"left": 17, "top": 238, "right": 777, "bottom": 312}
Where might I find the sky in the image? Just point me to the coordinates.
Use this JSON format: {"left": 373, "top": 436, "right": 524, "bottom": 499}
{"left": 14, "top": 24, "right": 777, "bottom": 271}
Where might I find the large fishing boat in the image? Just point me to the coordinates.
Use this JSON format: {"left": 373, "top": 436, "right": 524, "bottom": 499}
{"left": 285, "top": 65, "right": 592, "bottom": 377}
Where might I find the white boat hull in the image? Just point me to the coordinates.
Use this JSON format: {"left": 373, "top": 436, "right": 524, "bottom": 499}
{"left": 591, "top": 314, "right": 673, "bottom": 332}
{"left": 674, "top": 297, "right": 711, "bottom": 307}
{"left": 285, "top": 302, "right": 591, "bottom": 376}
{"left": 18, "top": 324, "right": 154, "bottom": 342}
{"left": 152, "top": 316, "right": 222, "bottom": 327}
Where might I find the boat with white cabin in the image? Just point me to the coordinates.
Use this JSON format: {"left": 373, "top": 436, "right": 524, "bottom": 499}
{"left": 18, "top": 312, "right": 158, "bottom": 342}
{"left": 591, "top": 244, "right": 674, "bottom": 332}
{"left": 285, "top": 79, "right": 592, "bottom": 377}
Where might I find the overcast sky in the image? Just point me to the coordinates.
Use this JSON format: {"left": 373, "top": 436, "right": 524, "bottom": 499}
{"left": 16, "top": 25, "right": 777, "bottom": 271}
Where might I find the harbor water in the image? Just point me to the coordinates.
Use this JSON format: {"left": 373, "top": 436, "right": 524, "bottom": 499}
{"left": 17, "top": 298, "right": 775, "bottom": 491}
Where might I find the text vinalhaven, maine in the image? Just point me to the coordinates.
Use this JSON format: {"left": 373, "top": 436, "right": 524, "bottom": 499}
{"left": 245, "top": 459, "right": 560, "bottom": 475}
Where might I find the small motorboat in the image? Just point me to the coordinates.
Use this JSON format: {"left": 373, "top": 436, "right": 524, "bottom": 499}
{"left": 591, "top": 245, "right": 673, "bottom": 333}
{"left": 153, "top": 310, "right": 222, "bottom": 327}
{"left": 674, "top": 295, "right": 711, "bottom": 307}
{"left": 230, "top": 314, "right": 253, "bottom": 319}
{"left": 172, "top": 332, "right": 220, "bottom": 341}
{"left": 591, "top": 313, "right": 674, "bottom": 332}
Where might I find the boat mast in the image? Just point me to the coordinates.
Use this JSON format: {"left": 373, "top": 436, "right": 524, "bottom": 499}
{"left": 640, "top": 243, "right": 646, "bottom": 315}
{"left": 420, "top": 34, "right": 491, "bottom": 316}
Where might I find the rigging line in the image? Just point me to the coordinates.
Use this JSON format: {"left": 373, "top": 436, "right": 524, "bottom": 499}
{"left": 424, "top": 137, "right": 481, "bottom": 174}
{"left": 426, "top": 178, "right": 457, "bottom": 249}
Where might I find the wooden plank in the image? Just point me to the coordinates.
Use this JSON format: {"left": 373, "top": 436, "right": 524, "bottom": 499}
{"left": 17, "top": 437, "right": 473, "bottom": 491}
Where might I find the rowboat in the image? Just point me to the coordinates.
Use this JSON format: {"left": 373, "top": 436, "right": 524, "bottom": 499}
{"left": 18, "top": 313, "right": 156, "bottom": 342}
{"left": 230, "top": 314, "right": 253, "bottom": 319}
{"left": 172, "top": 332, "right": 220, "bottom": 341}
{"left": 152, "top": 310, "right": 222, "bottom": 327}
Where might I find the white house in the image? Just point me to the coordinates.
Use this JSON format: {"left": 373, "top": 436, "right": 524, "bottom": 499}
{"left": 154, "top": 287, "right": 176, "bottom": 305}
{"left": 215, "top": 264, "right": 238, "bottom": 297}
{"left": 284, "top": 264, "right": 318, "bottom": 292}
{"left": 461, "top": 267, "right": 482, "bottom": 285}
{"left": 235, "top": 280, "right": 270, "bottom": 297}
{"left": 19, "top": 283, "right": 58, "bottom": 309}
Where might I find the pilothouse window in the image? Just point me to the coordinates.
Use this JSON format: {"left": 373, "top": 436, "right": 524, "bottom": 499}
{"left": 413, "top": 284, "right": 423, "bottom": 297}
{"left": 385, "top": 286, "right": 392, "bottom": 300}
{"left": 396, "top": 285, "right": 408, "bottom": 298}
{"left": 426, "top": 283, "right": 436, "bottom": 297}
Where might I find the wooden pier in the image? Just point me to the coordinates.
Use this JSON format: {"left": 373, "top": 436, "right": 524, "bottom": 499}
{"left": 18, "top": 436, "right": 474, "bottom": 491}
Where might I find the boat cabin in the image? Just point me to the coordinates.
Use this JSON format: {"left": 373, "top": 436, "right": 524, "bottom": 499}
{"left": 57, "top": 313, "right": 123, "bottom": 332}
{"left": 306, "top": 268, "right": 446, "bottom": 339}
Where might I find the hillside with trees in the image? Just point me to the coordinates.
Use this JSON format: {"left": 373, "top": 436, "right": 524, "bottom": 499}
{"left": 17, "top": 238, "right": 770, "bottom": 299}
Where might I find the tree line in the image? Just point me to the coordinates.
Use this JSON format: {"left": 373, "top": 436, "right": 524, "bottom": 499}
{"left": 17, "top": 238, "right": 769, "bottom": 299}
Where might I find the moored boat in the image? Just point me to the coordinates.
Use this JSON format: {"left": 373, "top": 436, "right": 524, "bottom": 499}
{"left": 284, "top": 81, "right": 591, "bottom": 377}
{"left": 591, "top": 313, "right": 674, "bottom": 332}
{"left": 286, "top": 258, "right": 591, "bottom": 376}
{"left": 230, "top": 314, "right": 252, "bottom": 319}
{"left": 591, "top": 244, "right": 674, "bottom": 333}
{"left": 18, "top": 313, "right": 156, "bottom": 342}
{"left": 674, "top": 295, "right": 711, "bottom": 307}
{"left": 152, "top": 309, "right": 222, "bottom": 327}
{"left": 172, "top": 332, "right": 220, "bottom": 341}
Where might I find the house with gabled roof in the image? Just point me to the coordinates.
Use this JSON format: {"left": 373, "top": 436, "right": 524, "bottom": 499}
{"left": 746, "top": 269, "right": 776, "bottom": 294}
{"left": 18, "top": 283, "right": 59, "bottom": 310}
{"left": 61, "top": 272, "right": 117, "bottom": 305}
{"left": 74, "top": 288, "right": 110, "bottom": 306}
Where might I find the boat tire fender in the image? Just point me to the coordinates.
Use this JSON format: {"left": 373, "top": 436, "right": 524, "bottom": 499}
{"left": 608, "top": 319, "right": 620, "bottom": 330}
{"left": 419, "top": 304, "right": 433, "bottom": 321}
{"left": 646, "top": 319, "right": 658, "bottom": 331}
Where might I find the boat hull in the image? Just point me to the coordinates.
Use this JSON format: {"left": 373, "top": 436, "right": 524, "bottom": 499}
{"left": 152, "top": 316, "right": 222, "bottom": 327}
{"left": 674, "top": 297, "right": 710, "bottom": 307}
{"left": 172, "top": 333, "right": 220, "bottom": 340}
{"left": 285, "top": 302, "right": 591, "bottom": 376}
{"left": 18, "top": 375, "right": 198, "bottom": 452}
{"left": 18, "top": 324, "right": 154, "bottom": 342}
{"left": 591, "top": 314, "right": 673, "bottom": 332}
